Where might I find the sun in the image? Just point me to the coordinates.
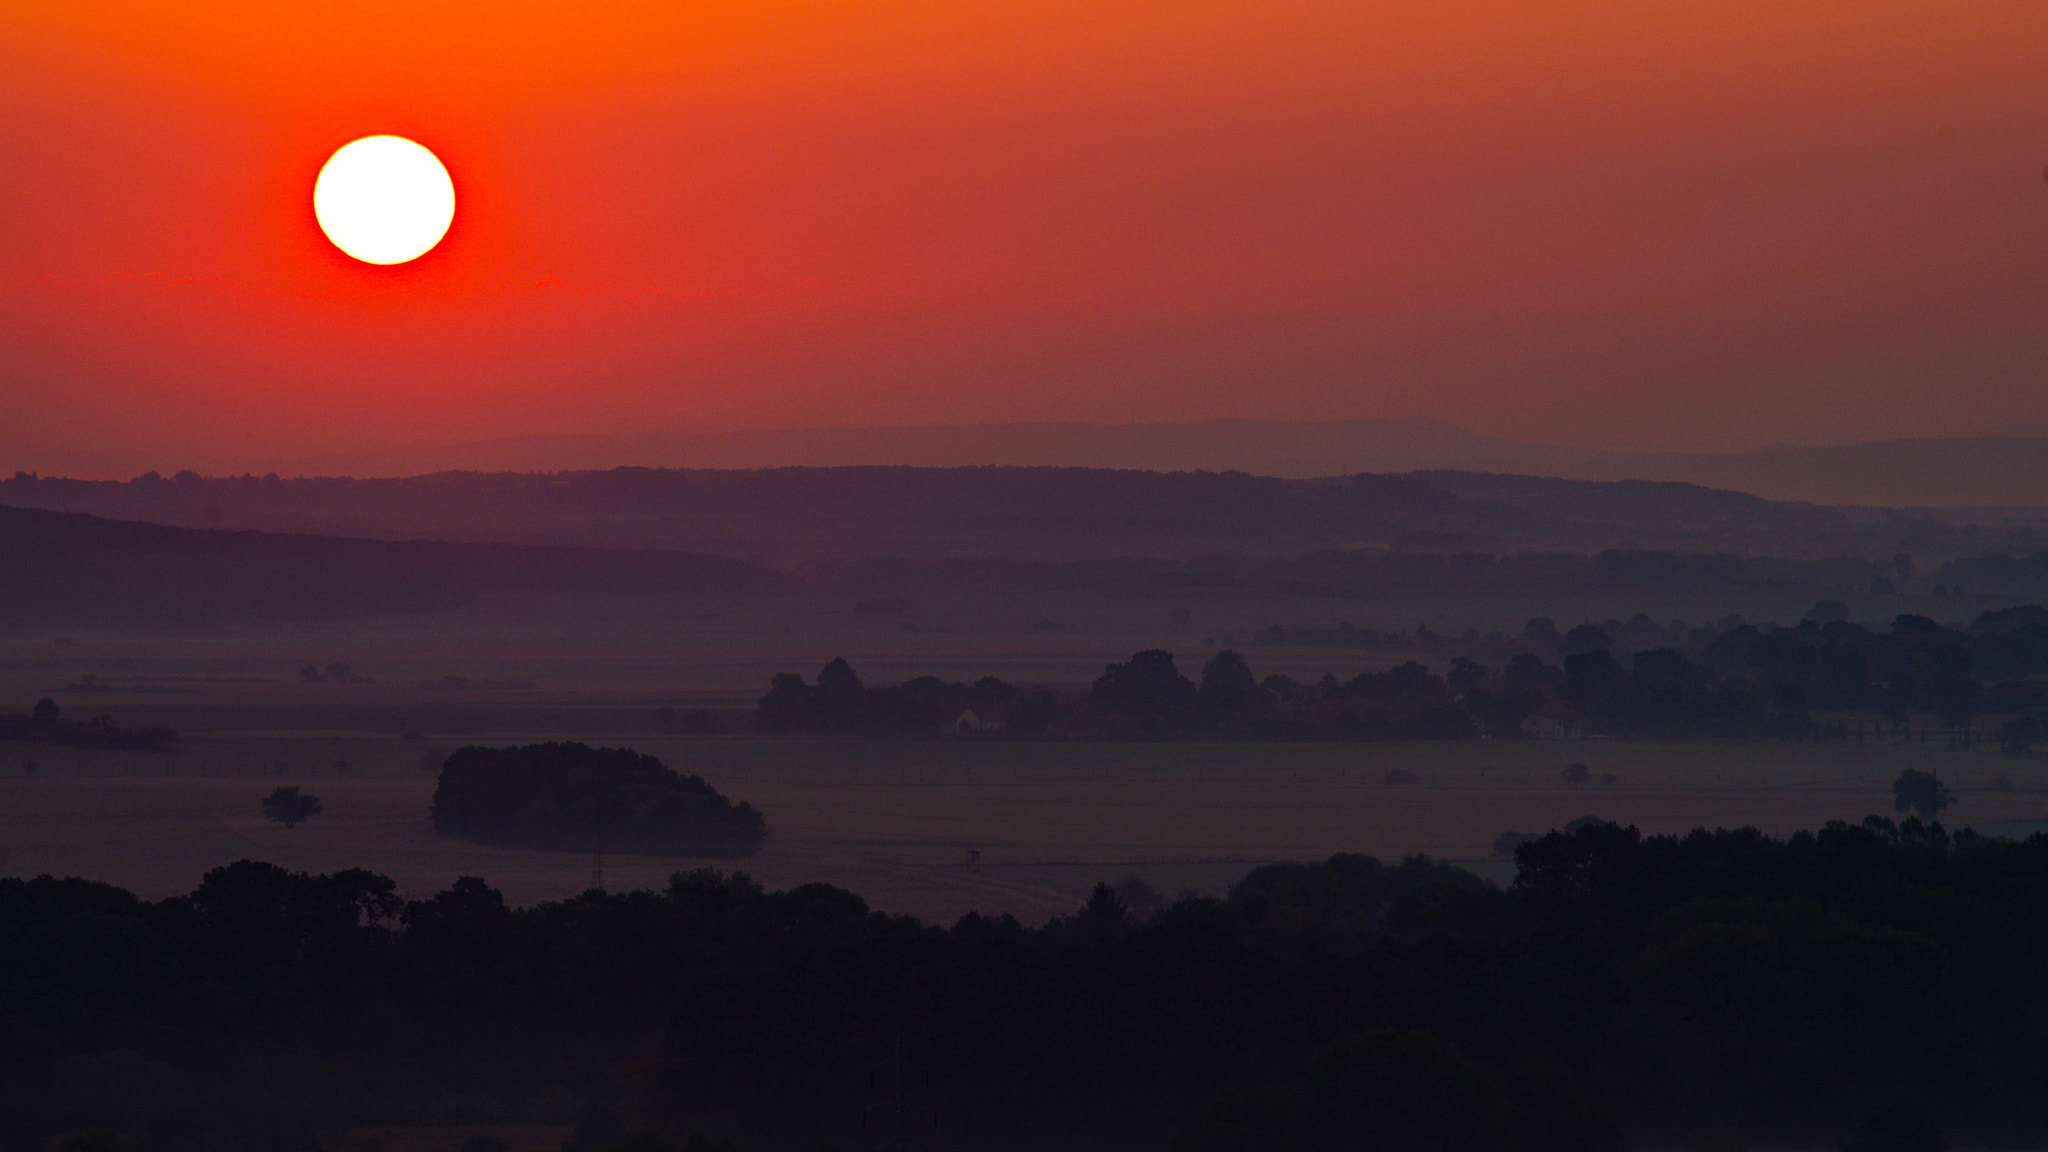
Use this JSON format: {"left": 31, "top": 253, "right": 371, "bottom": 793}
{"left": 313, "top": 136, "right": 456, "bottom": 265}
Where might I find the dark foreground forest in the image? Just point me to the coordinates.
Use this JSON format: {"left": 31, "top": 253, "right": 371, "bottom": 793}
{"left": 5, "top": 816, "right": 2046, "bottom": 1151}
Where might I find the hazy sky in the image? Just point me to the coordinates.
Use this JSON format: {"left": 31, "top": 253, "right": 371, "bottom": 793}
{"left": 3, "top": 1, "right": 2045, "bottom": 476}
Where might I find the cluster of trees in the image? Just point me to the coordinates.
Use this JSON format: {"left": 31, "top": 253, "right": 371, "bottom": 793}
{"left": 8, "top": 819, "right": 2047, "bottom": 1149}
{"left": 298, "top": 661, "right": 359, "bottom": 684}
{"left": 0, "top": 698, "right": 177, "bottom": 751}
{"left": 261, "top": 786, "right": 323, "bottom": 828}
{"left": 755, "top": 659, "right": 1059, "bottom": 736}
{"left": 429, "top": 742, "right": 766, "bottom": 857}
{"left": 1279, "top": 608, "right": 2048, "bottom": 739}
{"left": 1090, "top": 648, "right": 1482, "bottom": 738}
{"left": 1681, "top": 607, "right": 2048, "bottom": 729}
{"left": 759, "top": 605, "right": 2048, "bottom": 742}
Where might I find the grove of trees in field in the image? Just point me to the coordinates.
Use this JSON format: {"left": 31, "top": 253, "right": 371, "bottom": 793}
{"left": 429, "top": 742, "right": 766, "bottom": 857}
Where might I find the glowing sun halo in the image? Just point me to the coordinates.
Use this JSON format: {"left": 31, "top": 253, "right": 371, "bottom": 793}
{"left": 313, "top": 136, "right": 456, "bottom": 265}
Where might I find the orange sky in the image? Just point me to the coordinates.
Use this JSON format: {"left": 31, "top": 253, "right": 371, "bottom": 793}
{"left": 2, "top": 1, "right": 2045, "bottom": 476}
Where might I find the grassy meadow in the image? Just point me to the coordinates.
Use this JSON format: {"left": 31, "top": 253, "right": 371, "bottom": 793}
{"left": 4, "top": 727, "right": 2042, "bottom": 926}
{"left": 4, "top": 583, "right": 2041, "bottom": 925}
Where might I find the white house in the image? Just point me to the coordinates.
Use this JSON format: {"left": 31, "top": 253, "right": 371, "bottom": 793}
{"left": 1521, "top": 704, "right": 1591, "bottom": 740}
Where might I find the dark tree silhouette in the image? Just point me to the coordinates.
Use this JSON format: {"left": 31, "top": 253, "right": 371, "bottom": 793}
{"left": 1090, "top": 649, "right": 1197, "bottom": 721}
{"left": 1072, "top": 881, "right": 1130, "bottom": 939}
{"left": 815, "top": 656, "right": 862, "bottom": 696}
{"left": 1197, "top": 649, "right": 1262, "bottom": 724}
{"left": 1564, "top": 623, "right": 1613, "bottom": 654}
{"left": 1892, "top": 769, "right": 1955, "bottom": 821}
{"left": 261, "top": 786, "right": 323, "bottom": 828}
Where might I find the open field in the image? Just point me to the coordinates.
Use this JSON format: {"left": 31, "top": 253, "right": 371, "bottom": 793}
{"left": 4, "top": 734, "right": 2043, "bottom": 926}
{"left": 6, "top": 585, "right": 2044, "bottom": 925}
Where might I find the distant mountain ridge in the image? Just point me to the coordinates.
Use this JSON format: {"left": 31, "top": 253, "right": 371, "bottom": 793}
{"left": 5, "top": 464, "right": 2042, "bottom": 566}
{"left": 262, "top": 419, "right": 2048, "bottom": 508}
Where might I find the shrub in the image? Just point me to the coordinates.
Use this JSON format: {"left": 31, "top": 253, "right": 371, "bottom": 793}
{"left": 261, "top": 786, "right": 323, "bottom": 828}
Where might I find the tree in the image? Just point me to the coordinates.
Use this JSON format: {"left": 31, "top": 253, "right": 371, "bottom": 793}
{"left": 815, "top": 656, "right": 862, "bottom": 696}
{"left": 1197, "top": 649, "right": 1262, "bottom": 724}
{"left": 1074, "top": 882, "right": 1130, "bottom": 939}
{"left": 1445, "top": 656, "right": 1490, "bottom": 697}
{"left": 1564, "top": 650, "right": 1630, "bottom": 717}
{"left": 1892, "top": 770, "right": 1954, "bottom": 821}
{"left": 261, "top": 786, "right": 323, "bottom": 828}
{"left": 814, "top": 658, "right": 868, "bottom": 731}
{"left": 1090, "top": 649, "right": 1196, "bottom": 721}
{"left": 1564, "top": 623, "right": 1612, "bottom": 655}
{"left": 754, "top": 672, "right": 815, "bottom": 732}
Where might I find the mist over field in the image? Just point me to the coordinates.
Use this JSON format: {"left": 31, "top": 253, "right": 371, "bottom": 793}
{"left": 7, "top": 446, "right": 2048, "bottom": 1152}
{"left": 9, "top": 0, "right": 2048, "bottom": 1145}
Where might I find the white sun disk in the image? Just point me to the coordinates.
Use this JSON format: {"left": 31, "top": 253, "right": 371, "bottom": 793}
{"left": 313, "top": 136, "right": 456, "bottom": 265}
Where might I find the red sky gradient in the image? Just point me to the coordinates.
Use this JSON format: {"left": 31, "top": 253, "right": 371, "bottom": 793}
{"left": 3, "top": 1, "right": 2045, "bottom": 477}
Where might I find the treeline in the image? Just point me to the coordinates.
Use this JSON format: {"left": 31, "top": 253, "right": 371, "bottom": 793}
{"left": 754, "top": 659, "right": 1061, "bottom": 736}
{"left": 1946, "top": 552, "right": 2048, "bottom": 595}
{"left": 755, "top": 605, "right": 2048, "bottom": 741}
{"left": 0, "top": 698, "right": 176, "bottom": 752}
{"left": 429, "top": 742, "right": 766, "bottom": 856}
{"left": 7, "top": 819, "right": 2048, "bottom": 1149}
